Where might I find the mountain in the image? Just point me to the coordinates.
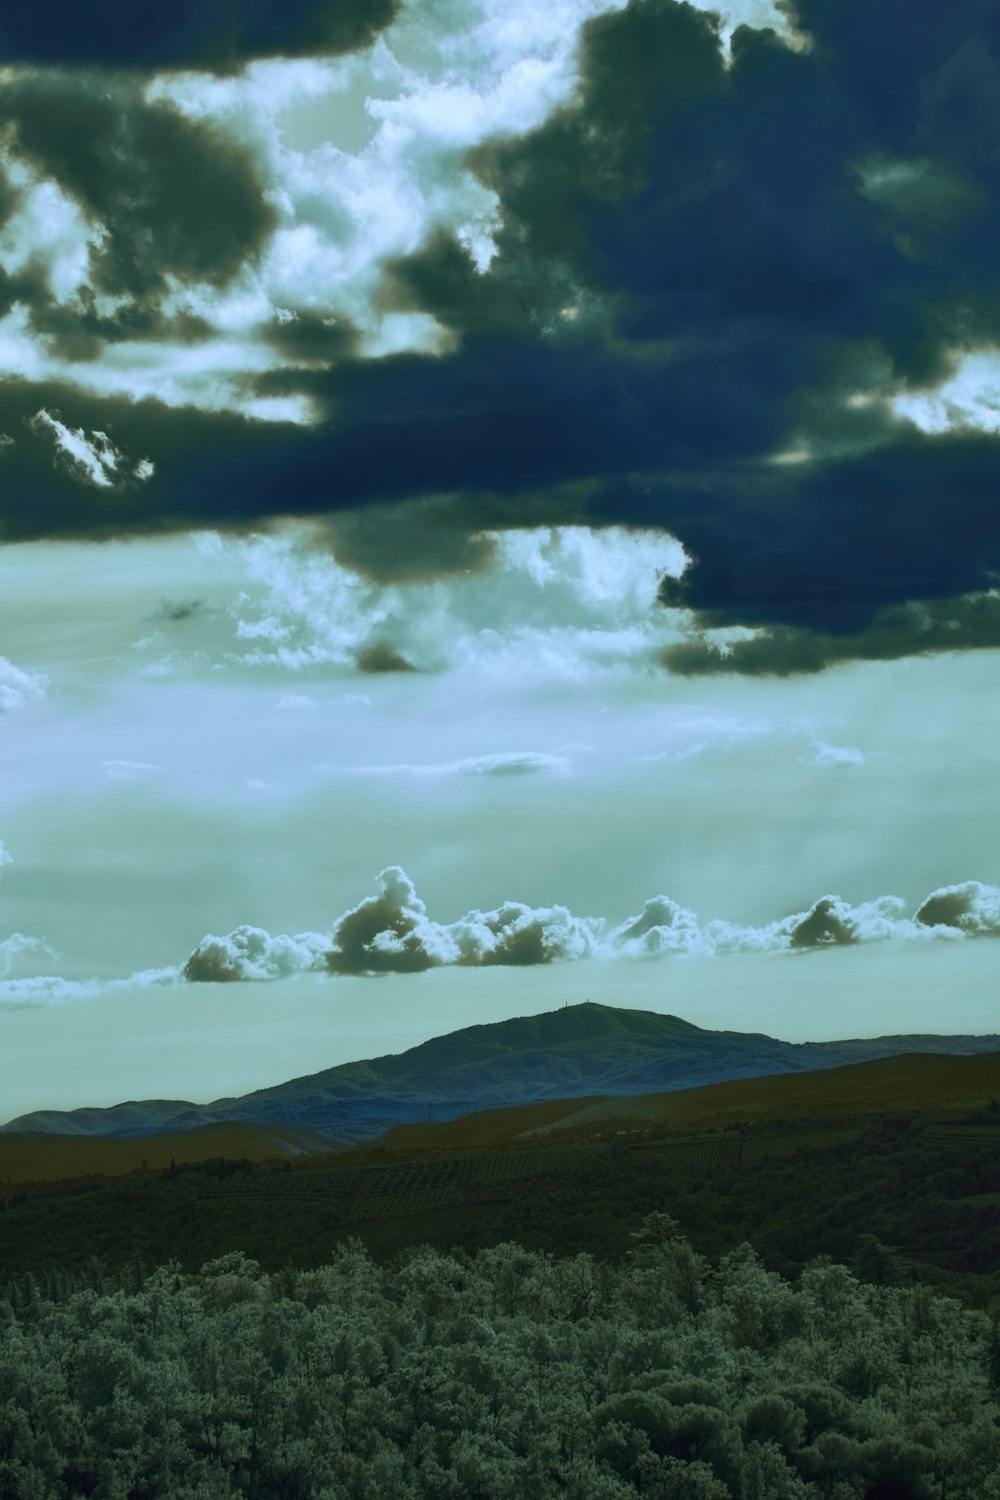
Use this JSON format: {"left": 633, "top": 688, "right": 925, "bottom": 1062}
{"left": 4, "top": 1001, "right": 999, "bottom": 1143}
{"left": 369, "top": 1049, "right": 1000, "bottom": 1154}
{"left": 1, "top": 1100, "right": 204, "bottom": 1137}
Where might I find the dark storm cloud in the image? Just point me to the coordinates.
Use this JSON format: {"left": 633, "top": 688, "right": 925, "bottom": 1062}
{"left": 358, "top": 0, "right": 1000, "bottom": 649}
{"left": 355, "top": 643, "right": 417, "bottom": 674}
{"left": 2, "top": 76, "right": 274, "bottom": 300}
{"left": 261, "top": 313, "right": 359, "bottom": 367}
{"left": 0, "top": 382, "right": 284, "bottom": 537}
{"left": 4, "top": 0, "right": 1000, "bottom": 671}
{"left": 654, "top": 433, "right": 1000, "bottom": 636}
{"left": 0, "top": 0, "right": 399, "bottom": 72}
{"left": 317, "top": 498, "right": 498, "bottom": 584}
{"left": 0, "top": 169, "right": 19, "bottom": 230}
{"left": 662, "top": 591, "right": 1000, "bottom": 676}
{"left": 30, "top": 305, "right": 216, "bottom": 366}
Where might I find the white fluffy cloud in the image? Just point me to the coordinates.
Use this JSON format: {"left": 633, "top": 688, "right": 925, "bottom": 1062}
{"left": 324, "top": 866, "right": 605, "bottom": 974}
{"left": 606, "top": 896, "right": 709, "bottom": 958}
{"left": 914, "top": 881, "right": 1000, "bottom": 937}
{"left": 29, "top": 409, "right": 154, "bottom": 489}
{"left": 0, "top": 161, "right": 103, "bottom": 304}
{"left": 0, "top": 0, "right": 810, "bottom": 433}
{"left": 221, "top": 519, "right": 688, "bottom": 681}
{"left": 181, "top": 924, "right": 328, "bottom": 983}
{"left": 0, "top": 975, "right": 103, "bottom": 1007}
{"left": 0, "top": 966, "right": 179, "bottom": 1008}
{"left": 6, "top": 869, "right": 996, "bottom": 997}
{"left": 171, "top": 869, "right": 1000, "bottom": 983}
{"left": 0, "top": 656, "right": 47, "bottom": 712}
{"left": 0, "top": 306, "right": 316, "bottom": 423}
{"left": 149, "top": 1, "right": 630, "bottom": 362}
{"left": 0, "top": 931, "right": 52, "bottom": 977}
{"left": 0, "top": 1, "right": 635, "bottom": 423}
{"left": 0, "top": 840, "right": 63, "bottom": 1002}
{"left": 892, "top": 350, "right": 1000, "bottom": 436}
{"left": 0, "top": 839, "right": 185, "bottom": 1005}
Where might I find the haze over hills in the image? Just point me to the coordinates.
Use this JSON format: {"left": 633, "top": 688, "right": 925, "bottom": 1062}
{"left": 4, "top": 1002, "right": 1000, "bottom": 1143}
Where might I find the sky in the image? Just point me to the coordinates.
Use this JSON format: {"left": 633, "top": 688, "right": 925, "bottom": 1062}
{"left": 1, "top": 0, "right": 999, "bottom": 1119}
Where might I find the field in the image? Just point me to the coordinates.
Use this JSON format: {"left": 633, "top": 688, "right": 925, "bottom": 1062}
{"left": 0, "top": 1122, "right": 340, "bottom": 1188}
{"left": 2, "top": 1047, "right": 999, "bottom": 1192}
{"left": 2, "top": 1103, "right": 999, "bottom": 1311}
{"left": 1, "top": 1050, "right": 999, "bottom": 1313}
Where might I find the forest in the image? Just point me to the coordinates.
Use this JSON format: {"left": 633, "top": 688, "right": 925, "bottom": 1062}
{"left": 2, "top": 1114, "right": 999, "bottom": 1306}
{"left": 2, "top": 1215, "right": 999, "bottom": 1498}
{"left": 1, "top": 1112, "right": 999, "bottom": 1495}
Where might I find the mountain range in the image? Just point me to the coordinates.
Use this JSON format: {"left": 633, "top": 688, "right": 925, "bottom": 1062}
{"left": 4, "top": 1001, "right": 999, "bottom": 1143}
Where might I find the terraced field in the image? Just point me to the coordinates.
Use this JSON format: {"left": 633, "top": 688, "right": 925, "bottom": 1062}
{"left": 619, "top": 1133, "right": 743, "bottom": 1169}
{"left": 209, "top": 1135, "right": 741, "bottom": 1228}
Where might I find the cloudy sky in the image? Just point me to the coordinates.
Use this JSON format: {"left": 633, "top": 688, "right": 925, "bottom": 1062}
{"left": 2, "top": 0, "right": 999, "bottom": 1118}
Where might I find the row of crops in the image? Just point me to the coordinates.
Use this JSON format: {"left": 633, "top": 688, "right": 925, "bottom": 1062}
{"left": 620, "top": 1134, "right": 743, "bottom": 1169}
{"left": 211, "top": 1134, "right": 743, "bottom": 1224}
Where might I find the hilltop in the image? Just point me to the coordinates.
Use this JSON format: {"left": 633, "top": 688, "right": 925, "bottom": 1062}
{"left": 4, "top": 1000, "right": 999, "bottom": 1144}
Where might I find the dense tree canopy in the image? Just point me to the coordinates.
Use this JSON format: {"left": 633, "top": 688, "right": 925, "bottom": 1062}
{"left": 1, "top": 1221, "right": 998, "bottom": 1498}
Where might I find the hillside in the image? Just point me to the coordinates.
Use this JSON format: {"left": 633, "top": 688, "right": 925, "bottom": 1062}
{"left": 4, "top": 1001, "right": 999, "bottom": 1143}
{"left": 3, "top": 1048, "right": 1000, "bottom": 1188}
{"left": 2, "top": 1055, "right": 998, "bottom": 1322}
{"left": 2, "top": 1099, "right": 205, "bottom": 1137}
{"left": 0, "top": 1122, "right": 341, "bottom": 1187}
{"left": 368, "top": 1047, "right": 1000, "bottom": 1152}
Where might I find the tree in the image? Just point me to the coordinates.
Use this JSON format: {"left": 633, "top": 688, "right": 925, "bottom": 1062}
{"left": 851, "top": 1235, "right": 902, "bottom": 1288}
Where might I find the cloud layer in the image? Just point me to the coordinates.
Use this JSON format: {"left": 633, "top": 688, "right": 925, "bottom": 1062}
{"left": 0, "top": 843, "right": 175, "bottom": 1005}
{"left": 5, "top": 858, "right": 998, "bottom": 1003}
{"left": 0, "top": 1, "right": 400, "bottom": 71}
{"left": 0, "top": 657, "right": 47, "bottom": 713}
{"left": 175, "top": 867, "right": 1000, "bottom": 983}
{"left": 2, "top": 0, "right": 1000, "bottom": 669}
{"left": 206, "top": 518, "right": 687, "bottom": 681}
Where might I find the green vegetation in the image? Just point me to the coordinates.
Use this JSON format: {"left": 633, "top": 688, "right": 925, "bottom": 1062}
{"left": 2, "top": 1104, "right": 999, "bottom": 1495}
{"left": 2, "top": 1115, "right": 998, "bottom": 1313}
{"left": 9, "top": 1005, "right": 997, "bottom": 1147}
{"left": 2, "top": 1219, "right": 998, "bottom": 1498}
{"left": 0, "top": 1123, "right": 338, "bottom": 1187}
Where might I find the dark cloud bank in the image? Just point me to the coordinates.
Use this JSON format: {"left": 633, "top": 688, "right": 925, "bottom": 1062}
{"left": 3, "top": 0, "right": 1000, "bottom": 670}
{"left": 0, "top": 0, "right": 399, "bottom": 71}
{"left": 179, "top": 868, "right": 1000, "bottom": 982}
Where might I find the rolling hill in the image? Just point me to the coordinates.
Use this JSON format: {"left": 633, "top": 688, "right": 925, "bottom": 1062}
{"left": 0, "top": 1122, "right": 341, "bottom": 1187}
{"left": 2, "top": 1047, "right": 999, "bottom": 1187}
{"left": 3, "top": 1000, "right": 999, "bottom": 1144}
{"left": 368, "top": 1047, "right": 1000, "bottom": 1153}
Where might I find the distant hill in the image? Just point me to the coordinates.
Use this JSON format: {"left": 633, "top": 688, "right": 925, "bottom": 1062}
{"left": 0, "top": 1123, "right": 342, "bottom": 1187}
{"left": 369, "top": 1048, "right": 1000, "bottom": 1153}
{"left": 2, "top": 1100, "right": 205, "bottom": 1137}
{"left": 3, "top": 1048, "right": 1000, "bottom": 1187}
{"left": 3, "top": 1001, "right": 999, "bottom": 1143}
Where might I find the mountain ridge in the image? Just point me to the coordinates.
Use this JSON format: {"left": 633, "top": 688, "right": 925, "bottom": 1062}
{"left": 4, "top": 1001, "right": 999, "bottom": 1142}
